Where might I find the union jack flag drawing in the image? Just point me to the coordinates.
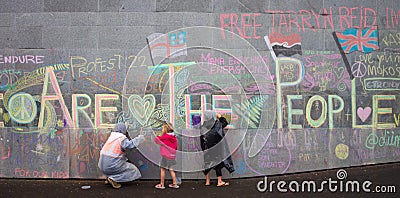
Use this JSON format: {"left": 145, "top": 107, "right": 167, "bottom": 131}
{"left": 336, "top": 27, "right": 379, "bottom": 54}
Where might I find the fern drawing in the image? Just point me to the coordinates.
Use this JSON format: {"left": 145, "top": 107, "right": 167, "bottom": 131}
{"left": 233, "top": 95, "right": 266, "bottom": 128}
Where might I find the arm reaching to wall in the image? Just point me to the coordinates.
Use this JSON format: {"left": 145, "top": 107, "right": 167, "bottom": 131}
{"left": 217, "top": 114, "right": 229, "bottom": 129}
{"left": 121, "top": 135, "right": 145, "bottom": 150}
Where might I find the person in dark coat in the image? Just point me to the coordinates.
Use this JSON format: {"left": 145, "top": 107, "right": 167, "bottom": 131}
{"left": 200, "top": 110, "right": 234, "bottom": 187}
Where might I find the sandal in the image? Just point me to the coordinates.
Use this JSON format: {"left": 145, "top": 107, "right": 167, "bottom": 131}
{"left": 155, "top": 184, "right": 165, "bottom": 189}
{"left": 107, "top": 177, "right": 122, "bottom": 189}
{"left": 217, "top": 182, "right": 229, "bottom": 187}
{"left": 168, "top": 183, "right": 180, "bottom": 189}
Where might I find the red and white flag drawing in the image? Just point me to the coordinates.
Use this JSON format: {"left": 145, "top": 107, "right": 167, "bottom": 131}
{"left": 147, "top": 32, "right": 188, "bottom": 62}
{"left": 264, "top": 32, "right": 302, "bottom": 61}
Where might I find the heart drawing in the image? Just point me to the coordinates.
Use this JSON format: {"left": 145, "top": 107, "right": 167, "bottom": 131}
{"left": 357, "top": 107, "right": 371, "bottom": 122}
{"left": 333, "top": 67, "right": 344, "bottom": 79}
{"left": 128, "top": 94, "right": 156, "bottom": 126}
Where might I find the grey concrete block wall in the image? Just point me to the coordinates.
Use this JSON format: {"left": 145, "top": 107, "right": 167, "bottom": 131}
{"left": 0, "top": 0, "right": 44, "bottom": 13}
{"left": 44, "top": 0, "right": 98, "bottom": 12}
{"left": 0, "top": 0, "right": 400, "bottom": 180}
{"left": 156, "top": 0, "right": 212, "bottom": 12}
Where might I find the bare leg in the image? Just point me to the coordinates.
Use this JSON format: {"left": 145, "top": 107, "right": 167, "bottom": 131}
{"left": 168, "top": 168, "right": 177, "bottom": 185}
{"left": 217, "top": 176, "right": 223, "bottom": 185}
{"left": 160, "top": 168, "right": 166, "bottom": 187}
{"left": 217, "top": 176, "right": 229, "bottom": 186}
{"left": 205, "top": 172, "right": 210, "bottom": 185}
{"left": 215, "top": 164, "right": 228, "bottom": 186}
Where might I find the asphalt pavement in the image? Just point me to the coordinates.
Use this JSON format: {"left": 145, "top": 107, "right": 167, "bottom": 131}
{"left": 1, "top": 162, "right": 399, "bottom": 198}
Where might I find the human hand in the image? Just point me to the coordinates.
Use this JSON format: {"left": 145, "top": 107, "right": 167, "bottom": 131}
{"left": 125, "top": 131, "right": 132, "bottom": 140}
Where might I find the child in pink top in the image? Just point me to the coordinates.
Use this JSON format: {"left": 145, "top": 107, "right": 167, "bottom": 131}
{"left": 154, "top": 122, "right": 179, "bottom": 189}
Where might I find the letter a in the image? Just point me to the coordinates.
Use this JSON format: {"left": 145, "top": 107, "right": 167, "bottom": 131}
{"left": 38, "top": 67, "right": 73, "bottom": 128}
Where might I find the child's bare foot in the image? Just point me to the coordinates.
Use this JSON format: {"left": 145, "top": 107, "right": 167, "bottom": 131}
{"left": 155, "top": 184, "right": 165, "bottom": 189}
{"left": 217, "top": 181, "right": 229, "bottom": 187}
{"left": 168, "top": 183, "right": 180, "bottom": 189}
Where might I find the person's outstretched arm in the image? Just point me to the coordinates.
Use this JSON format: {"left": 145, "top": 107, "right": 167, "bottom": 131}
{"left": 121, "top": 135, "right": 145, "bottom": 150}
{"left": 217, "top": 114, "right": 229, "bottom": 129}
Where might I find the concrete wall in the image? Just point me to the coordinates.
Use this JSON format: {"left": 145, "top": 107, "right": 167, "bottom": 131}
{"left": 0, "top": 0, "right": 400, "bottom": 179}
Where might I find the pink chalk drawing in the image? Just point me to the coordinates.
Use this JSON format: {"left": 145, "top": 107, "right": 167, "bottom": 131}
{"left": 357, "top": 107, "right": 371, "bottom": 122}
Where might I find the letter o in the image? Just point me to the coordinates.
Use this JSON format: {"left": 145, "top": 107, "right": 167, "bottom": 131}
{"left": 306, "top": 95, "right": 327, "bottom": 128}
{"left": 388, "top": 67, "right": 395, "bottom": 75}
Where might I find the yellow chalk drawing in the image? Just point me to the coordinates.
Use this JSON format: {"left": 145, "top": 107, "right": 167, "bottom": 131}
{"left": 335, "top": 143, "right": 349, "bottom": 160}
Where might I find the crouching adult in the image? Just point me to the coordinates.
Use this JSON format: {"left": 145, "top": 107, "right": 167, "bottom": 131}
{"left": 98, "top": 123, "right": 145, "bottom": 189}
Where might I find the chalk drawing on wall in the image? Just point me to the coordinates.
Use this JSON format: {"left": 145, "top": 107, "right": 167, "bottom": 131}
{"left": 332, "top": 26, "right": 380, "bottom": 80}
{"left": 128, "top": 94, "right": 156, "bottom": 126}
{"left": 4, "top": 2, "right": 400, "bottom": 180}
{"left": 264, "top": 32, "right": 302, "bottom": 63}
{"left": 336, "top": 27, "right": 379, "bottom": 54}
{"left": 357, "top": 107, "right": 371, "bottom": 122}
{"left": 123, "top": 26, "right": 276, "bottom": 173}
{"left": 147, "top": 32, "right": 188, "bottom": 64}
